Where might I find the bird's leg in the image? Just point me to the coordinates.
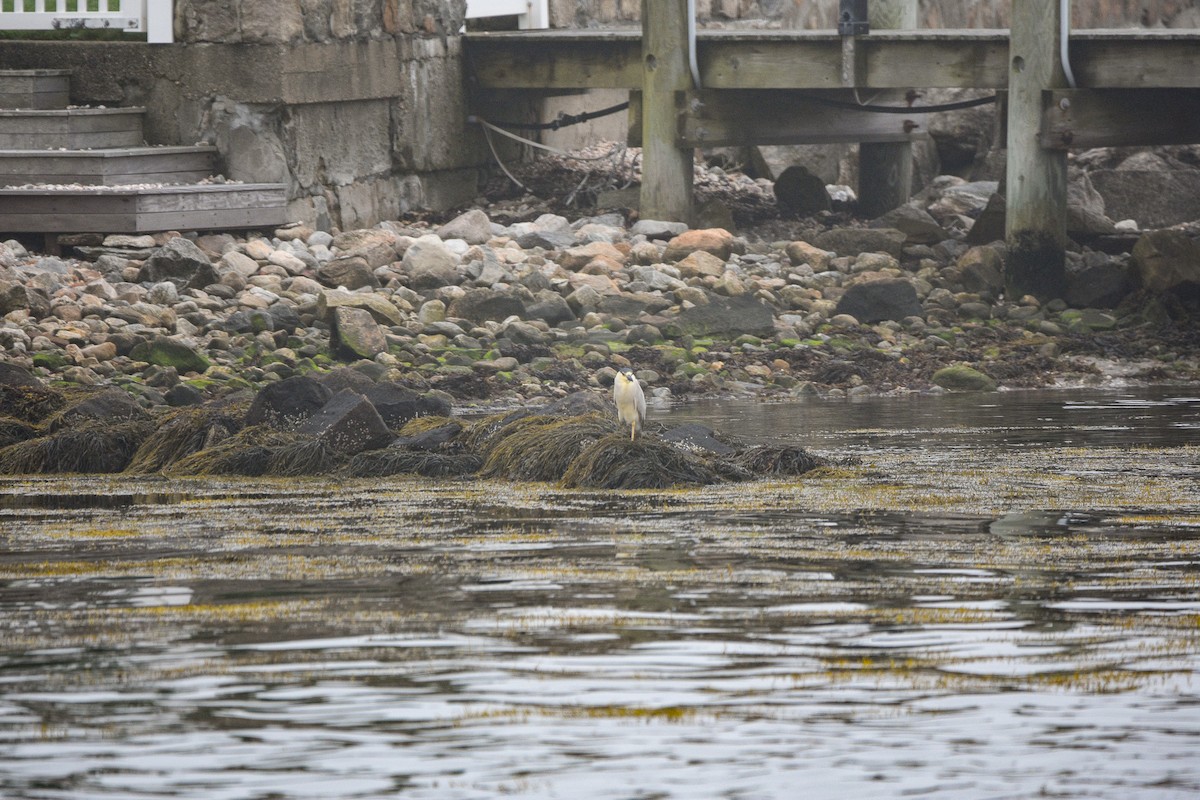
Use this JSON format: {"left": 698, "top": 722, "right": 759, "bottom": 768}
{"left": 630, "top": 424, "right": 636, "bottom": 442}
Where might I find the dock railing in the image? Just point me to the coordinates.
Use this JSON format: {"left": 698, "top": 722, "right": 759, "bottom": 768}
{"left": 0, "top": 0, "right": 173, "bottom": 43}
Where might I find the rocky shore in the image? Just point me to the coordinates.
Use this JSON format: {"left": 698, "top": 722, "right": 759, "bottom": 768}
{"left": 2, "top": 164, "right": 1199, "bottom": 482}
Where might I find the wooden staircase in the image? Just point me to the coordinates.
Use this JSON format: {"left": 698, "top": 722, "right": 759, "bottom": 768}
{"left": 0, "top": 69, "right": 288, "bottom": 234}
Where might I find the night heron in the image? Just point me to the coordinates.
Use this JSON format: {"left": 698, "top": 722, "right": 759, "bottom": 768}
{"left": 613, "top": 367, "right": 646, "bottom": 441}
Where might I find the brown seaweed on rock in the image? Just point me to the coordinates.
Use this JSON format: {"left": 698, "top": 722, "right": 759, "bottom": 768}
{"left": 459, "top": 408, "right": 537, "bottom": 455}
{"left": 482, "top": 413, "right": 617, "bottom": 482}
{"left": 0, "top": 416, "right": 37, "bottom": 448}
{"left": 733, "top": 445, "right": 827, "bottom": 476}
{"left": 164, "top": 425, "right": 296, "bottom": 477}
{"left": 267, "top": 437, "right": 347, "bottom": 477}
{"left": 561, "top": 433, "right": 727, "bottom": 489}
{"left": 0, "top": 420, "right": 154, "bottom": 474}
{"left": 125, "top": 404, "right": 246, "bottom": 474}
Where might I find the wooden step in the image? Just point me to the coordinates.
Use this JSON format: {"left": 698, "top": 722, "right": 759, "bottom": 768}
{"left": 0, "top": 145, "right": 219, "bottom": 186}
{"left": 0, "top": 69, "right": 71, "bottom": 110}
{"left": 0, "top": 183, "right": 290, "bottom": 233}
{"left": 0, "top": 107, "right": 145, "bottom": 149}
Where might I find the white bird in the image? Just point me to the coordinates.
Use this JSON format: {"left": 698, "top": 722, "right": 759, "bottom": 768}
{"left": 613, "top": 367, "right": 646, "bottom": 442}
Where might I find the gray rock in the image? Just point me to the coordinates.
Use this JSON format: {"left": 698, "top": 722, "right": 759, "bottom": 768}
{"left": 1091, "top": 169, "right": 1200, "bottom": 229}
{"left": 333, "top": 306, "right": 387, "bottom": 359}
{"left": 660, "top": 423, "right": 737, "bottom": 455}
{"left": 331, "top": 229, "right": 399, "bottom": 268}
{"left": 630, "top": 219, "right": 689, "bottom": 240}
{"left": 1131, "top": 230, "right": 1200, "bottom": 294}
{"left": 1065, "top": 262, "right": 1134, "bottom": 309}
{"left": 436, "top": 209, "right": 493, "bottom": 245}
{"left": 448, "top": 288, "right": 526, "bottom": 323}
{"left": 366, "top": 382, "right": 451, "bottom": 427}
{"left": 677, "top": 295, "right": 776, "bottom": 337}
{"left": 296, "top": 389, "right": 393, "bottom": 454}
{"left": 317, "top": 288, "right": 404, "bottom": 326}
{"left": 318, "top": 367, "right": 377, "bottom": 395}
{"left": 835, "top": 278, "right": 923, "bottom": 323}
{"left": 138, "top": 237, "right": 218, "bottom": 290}
{"left": 526, "top": 289, "right": 576, "bottom": 326}
{"left": 872, "top": 204, "right": 949, "bottom": 245}
{"left": 402, "top": 234, "right": 460, "bottom": 288}
{"left": 317, "top": 256, "right": 380, "bottom": 290}
{"left": 956, "top": 246, "right": 1005, "bottom": 299}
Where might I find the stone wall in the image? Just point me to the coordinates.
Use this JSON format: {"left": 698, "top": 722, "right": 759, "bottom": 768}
{"left": 0, "top": 0, "right": 484, "bottom": 231}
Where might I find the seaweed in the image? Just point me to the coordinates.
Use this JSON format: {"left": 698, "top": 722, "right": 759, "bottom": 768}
{"left": 482, "top": 413, "right": 616, "bottom": 482}
{"left": 266, "top": 437, "right": 347, "bottom": 477}
{"left": 164, "top": 425, "right": 296, "bottom": 477}
{"left": 345, "top": 449, "right": 482, "bottom": 478}
{"left": 0, "top": 420, "right": 154, "bottom": 474}
{"left": 733, "top": 445, "right": 827, "bottom": 476}
{"left": 125, "top": 405, "right": 245, "bottom": 474}
{"left": 561, "top": 434, "right": 726, "bottom": 489}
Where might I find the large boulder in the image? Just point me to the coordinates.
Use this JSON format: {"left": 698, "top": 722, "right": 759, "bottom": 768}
{"left": 1131, "top": 230, "right": 1200, "bottom": 294}
{"left": 138, "top": 237, "right": 219, "bottom": 289}
{"left": 448, "top": 288, "right": 527, "bottom": 323}
{"left": 332, "top": 306, "right": 387, "bottom": 359}
{"left": 401, "top": 234, "right": 460, "bottom": 289}
{"left": 317, "top": 256, "right": 379, "bottom": 290}
{"left": 835, "top": 278, "right": 923, "bottom": 323}
{"left": 871, "top": 204, "right": 949, "bottom": 245}
{"left": 316, "top": 287, "right": 404, "bottom": 326}
{"left": 48, "top": 388, "right": 150, "bottom": 432}
{"left": 296, "top": 389, "right": 393, "bottom": 454}
{"left": 1065, "top": 262, "right": 1134, "bottom": 309}
{"left": 128, "top": 335, "right": 211, "bottom": 375}
{"left": 1090, "top": 168, "right": 1200, "bottom": 229}
{"left": 436, "top": 209, "right": 493, "bottom": 245}
{"left": 331, "top": 229, "right": 400, "bottom": 268}
{"left": 773, "top": 165, "right": 831, "bottom": 214}
{"left": 956, "top": 246, "right": 1005, "bottom": 299}
{"left": 663, "top": 228, "right": 735, "bottom": 262}
{"left": 677, "top": 295, "right": 775, "bottom": 337}
{"left": 366, "top": 383, "right": 452, "bottom": 428}
{"left": 813, "top": 227, "right": 906, "bottom": 258}
{"left": 245, "top": 376, "right": 332, "bottom": 430}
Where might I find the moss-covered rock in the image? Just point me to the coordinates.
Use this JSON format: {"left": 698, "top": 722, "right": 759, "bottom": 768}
{"left": 931, "top": 364, "right": 997, "bottom": 392}
{"left": 129, "top": 336, "right": 211, "bottom": 375}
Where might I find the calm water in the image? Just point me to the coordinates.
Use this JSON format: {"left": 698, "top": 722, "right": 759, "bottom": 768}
{"left": 2, "top": 387, "right": 1199, "bottom": 800}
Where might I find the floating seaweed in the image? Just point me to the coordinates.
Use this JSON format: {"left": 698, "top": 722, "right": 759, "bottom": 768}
{"left": 346, "top": 449, "right": 483, "bottom": 478}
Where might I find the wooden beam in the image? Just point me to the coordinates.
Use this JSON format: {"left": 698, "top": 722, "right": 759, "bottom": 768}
{"left": 1040, "top": 89, "right": 1200, "bottom": 150}
{"left": 858, "top": 0, "right": 917, "bottom": 219}
{"left": 1005, "top": 0, "right": 1067, "bottom": 302}
{"left": 640, "top": 0, "right": 692, "bottom": 223}
{"left": 665, "top": 90, "right": 924, "bottom": 148}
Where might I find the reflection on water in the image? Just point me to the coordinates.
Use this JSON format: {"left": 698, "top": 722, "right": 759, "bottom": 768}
{"left": 1, "top": 387, "right": 1198, "bottom": 800}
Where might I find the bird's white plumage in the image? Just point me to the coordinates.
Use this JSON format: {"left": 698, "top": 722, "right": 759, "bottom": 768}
{"left": 613, "top": 368, "right": 646, "bottom": 441}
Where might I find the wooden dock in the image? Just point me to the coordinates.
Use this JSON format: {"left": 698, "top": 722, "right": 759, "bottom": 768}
{"left": 464, "top": 3, "right": 1200, "bottom": 299}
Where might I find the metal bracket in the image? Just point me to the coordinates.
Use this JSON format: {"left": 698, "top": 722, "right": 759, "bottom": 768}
{"left": 838, "top": 0, "right": 869, "bottom": 36}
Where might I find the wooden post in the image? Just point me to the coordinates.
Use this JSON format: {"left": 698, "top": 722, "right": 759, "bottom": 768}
{"left": 640, "top": 0, "right": 693, "bottom": 223}
{"left": 857, "top": 0, "right": 916, "bottom": 218}
{"left": 1005, "top": 0, "right": 1067, "bottom": 301}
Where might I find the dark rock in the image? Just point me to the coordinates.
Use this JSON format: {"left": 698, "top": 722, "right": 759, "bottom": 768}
{"left": 964, "top": 192, "right": 1006, "bottom": 245}
{"left": 318, "top": 367, "right": 377, "bottom": 395}
{"left": 773, "top": 165, "right": 832, "bottom": 214}
{"left": 318, "top": 256, "right": 380, "bottom": 290}
{"left": 245, "top": 376, "right": 332, "bottom": 430}
{"left": 957, "top": 246, "right": 1005, "bottom": 299}
{"left": 536, "top": 390, "right": 610, "bottom": 417}
{"left": 677, "top": 295, "right": 776, "bottom": 337}
{"left": 296, "top": 389, "right": 393, "bottom": 454}
{"left": 165, "top": 383, "right": 204, "bottom": 407}
{"left": 138, "top": 237, "right": 219, "bottom": 290}
{"left": 448, "top": 288, "right": 527, "bottom": 323}
{"left": 332, "top": 306, "right": 387, "bottom": 359}
{"left": 391, "top": 423, "right": 462, "bottom": 450}
{"left": 269, "top": 303, "right": 302, "bottom": 332}
{"left": 0, "top": 281, "right": 50, "bottom": 318}
{"left": 224, "top": 309, "right": 274, "bottom": 334}
{"left": 1067, "top": 169, "right": 1117, "bottom": 237}
{"left": 516, "top": 230, "right": 576, "bottom": 250}
{"left": 366, "top": 382, "right": 451, "bottom": 427}
{"left": 0, "top": 363, "right": 39, "bottom": 388}
{"left": 1066, "top": 262, "right": 1134, "bottom": 309}
{"left": 835, "top": 278, "right": 923, "bottom": 323}
{"left": 660, "top": 423, "right": 737, "bottom": 455}
{"left": 598, "top": 292, "right": 672, "bottom": 321}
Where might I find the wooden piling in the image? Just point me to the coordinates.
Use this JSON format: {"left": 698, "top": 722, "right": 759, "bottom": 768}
{"left": 856, "top": 0, "right": 916, "bottom": 218}
{"left": 1005, "top": 0, "right": 1068, "bottom": 301}
{"left": 640, "top": 0, "right": 693, "bottom": 223}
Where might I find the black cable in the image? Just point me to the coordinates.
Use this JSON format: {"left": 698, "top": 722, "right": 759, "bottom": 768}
{"left": 469, "top": 101, "right": 631, "bottom": 131}
{"left": 797, "top": 92, "right": 998, "bottom": 114}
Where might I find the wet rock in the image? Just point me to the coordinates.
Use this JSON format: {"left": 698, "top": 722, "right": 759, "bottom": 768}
{"left": 964, "top": 192, "right": 1006, "bottom": 245}
{"left": 48, "top": 388, "right": 150, "bottom": 431}
{"left": 0, "top": 363, "right": 39, "bottom": 388}
{"left": 931, "top": 364, "right": 997, "bottom": 392}
{"left": 1091, "top": 169, "right": 1200, "bottom": 229}
{"left": 678, "top": 295, "right": 775, "bottom": 337}
{"left": 317, "top": 367, "right": 377, "bottom": 395}
{"left": 317, "top": 287, "right": 404, "bottom": 326}
{"left": 956, "top": 246, "right": 1005, "bottom": 299}
{"left": 835, "top": 278, "right": 923, "bottom": 323}
{"left": 332, "top": 306, "right": 387, "bottom": 359}
{"left": 165, "top": 383, "right": 204, "bottom": 406}
{"left": 317, "top": 256, "right": 380, "bottom": 290}
{"left": 526, "top": 290, "right": 576, "bottom": 326}
{"left": 138, "top": 237, "right": 219, "bottom": 290}
{"left": 773, "top": 165, "right": 831, "bottom": 214}
{"left": 660, "top": 423, "right": 737, "bottom": 455}
{"left": 296, "top": 389, "right": 393, "bottom": 454}
{"left": 1065, "top": 262, "right": 1134, "bottom": 309}
{"left": 245, "top": 375, "right": 333, "bottom": 430}
{"left": 1131, "top": 230, "right": 1200, "bottom": 294}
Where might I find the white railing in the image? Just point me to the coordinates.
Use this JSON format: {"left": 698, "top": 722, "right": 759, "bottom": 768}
{"left": 465, "top": 0, "right": 549, "bottom": 29}
{"left": 0, "top": 0, "right": 173, "bottom": 43}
